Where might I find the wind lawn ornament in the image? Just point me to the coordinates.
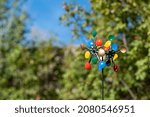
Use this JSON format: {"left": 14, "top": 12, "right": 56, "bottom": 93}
{"left": 81, "top": 30, "right": 127, "bottom": 100}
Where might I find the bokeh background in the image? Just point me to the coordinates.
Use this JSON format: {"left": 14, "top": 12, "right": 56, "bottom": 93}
{"left": 0, "top": 0, "right": 149, "bottom": 99}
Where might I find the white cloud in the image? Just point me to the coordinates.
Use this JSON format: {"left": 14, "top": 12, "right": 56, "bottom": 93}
{"left": 31, "top": 26, "right": 51, "bottom": 41}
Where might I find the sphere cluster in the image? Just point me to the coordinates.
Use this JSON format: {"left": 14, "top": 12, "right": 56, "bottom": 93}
{"left": 81, "top": 30, "right": 126, "bottom": 72}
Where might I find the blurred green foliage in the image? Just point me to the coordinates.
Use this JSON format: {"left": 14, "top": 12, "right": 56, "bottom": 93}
{"left": 0, "top": 0, "right": 64, "bottom": 99}
{"left": 0, "top": 0, "right": 149, "bottom": 99}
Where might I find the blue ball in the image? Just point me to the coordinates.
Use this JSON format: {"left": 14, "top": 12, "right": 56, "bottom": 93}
{"left": 98, "top": 61, "right": 106, "bottom": 71}
{"left": 87, "top": 40, "right": 94, "bottom": 48}
{"left": 111, "top": 43, "right": 118, "bottom": 51}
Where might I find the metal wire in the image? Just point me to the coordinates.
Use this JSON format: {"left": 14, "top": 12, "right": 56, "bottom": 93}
{"left": 101, "top": 56, "right": 104, "bottom": 100}
{"left": 102, "top": 68, "right": 104, "bottom": 100}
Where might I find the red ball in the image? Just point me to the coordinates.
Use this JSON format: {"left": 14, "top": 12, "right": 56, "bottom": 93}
{"left": 113, "top": 64, "right": 118, "bottom": 72}
{"left": 85, "top": 62, "right": 91, "bottom": 70}
{"left": 95, "top": 38, "right": 102, "bottom": 46}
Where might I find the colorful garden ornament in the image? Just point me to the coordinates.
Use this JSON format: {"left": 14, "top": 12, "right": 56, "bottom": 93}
{"left": 81, "top": 30, "right": 126, "bottom": 100}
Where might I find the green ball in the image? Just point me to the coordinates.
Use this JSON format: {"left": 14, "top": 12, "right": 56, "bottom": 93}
{"left": 91, "top": 57, "right": 98, "bottom": 64}
{"left": 92, "top": 30, "right": 97, "bottom": 37}
{"left": 108, "top": 35, "right": 115, "bottom": 41}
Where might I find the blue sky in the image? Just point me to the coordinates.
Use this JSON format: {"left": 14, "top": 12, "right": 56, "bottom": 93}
{"left": 24, "top": 0, "right": 90, "bottom": 45}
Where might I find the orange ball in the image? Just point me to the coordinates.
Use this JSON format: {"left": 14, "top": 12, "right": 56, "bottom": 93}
{"left": 104, "top": 46, "right": 110, "bottom": 51}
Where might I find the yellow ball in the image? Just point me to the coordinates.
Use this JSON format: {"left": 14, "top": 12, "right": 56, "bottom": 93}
{"left": 113, "top": 54, "right": 118, "bottom": 60}
{"left": 85, "top": 51, "right": 91, "bottom": 59}
{"left": 104, "top": 41, "right": 111, "bottom": 48}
